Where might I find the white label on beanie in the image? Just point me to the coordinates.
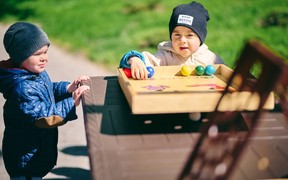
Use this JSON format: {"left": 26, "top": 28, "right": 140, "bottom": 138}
{"left": 178, "top": 14, "right": 194, "bottom": 26}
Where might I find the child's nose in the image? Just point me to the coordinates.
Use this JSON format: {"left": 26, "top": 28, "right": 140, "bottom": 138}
{"left": 41, "top": 53, "right": 48, "bottom": 61}
{"left": 180, "top": 36, "right": 187, "bottom": 42}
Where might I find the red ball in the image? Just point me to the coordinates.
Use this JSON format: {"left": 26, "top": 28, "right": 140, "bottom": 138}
{"left": 123, "top": 68, "right": 132, "bottom": 78}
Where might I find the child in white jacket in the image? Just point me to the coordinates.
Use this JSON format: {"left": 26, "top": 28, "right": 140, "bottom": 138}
{"left": 119, "top": 1, "right": 224, "bottom": 120}
{"left": 119, "top": 1, "right": 224, "bottom": 80}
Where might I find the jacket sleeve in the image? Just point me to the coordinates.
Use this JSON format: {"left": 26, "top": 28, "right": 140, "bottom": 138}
{"left": 142, "top": 51, "right": 162, "bottom": 66}
{"left": 52, "top": 81, "right": 78, "bottom": 121}
{"left": 12, "top": 81, "right": 77, "bottom": 128}
{"left": 52, "top": 81, "right": 72, "bottom": 102}
{"left": 214, "top": 54, "right": 225, "bottom": 64}
{"left": 35, "top": 115, "right": 65, "bottom": 128}
{"left": 119, "top": 50, "right": 146, "bottom": 68}
{"left": 34, "top": 98, "right": 77, "bottom": 128}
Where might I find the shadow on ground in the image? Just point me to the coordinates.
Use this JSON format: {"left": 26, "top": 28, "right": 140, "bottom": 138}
{"left": 47, "top": 167, "right": 91, "bottom": 180}
{"left": 61, "top": 146, "right": 88, "bottom": 156}
{"left": 45, "top": 145, "right": 91, "bottom": 180}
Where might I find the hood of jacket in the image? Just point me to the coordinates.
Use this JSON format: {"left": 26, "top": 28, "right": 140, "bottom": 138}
{"left": 0, "top": 59, "right": 40, "bottom": 99}
{"left": 157, "top": 41, "right": 209, "bottom": 54}
{"left": 155, "top": 41, "right": 224, "bottom": 65}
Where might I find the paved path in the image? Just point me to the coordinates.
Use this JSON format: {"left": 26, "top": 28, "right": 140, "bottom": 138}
{"left": 0, "top": 23, "right": 116, "bottom": 179}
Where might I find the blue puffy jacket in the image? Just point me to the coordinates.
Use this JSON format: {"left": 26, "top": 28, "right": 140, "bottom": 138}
{"left": 0, "top": 59, "right": 77, "bottom": 177}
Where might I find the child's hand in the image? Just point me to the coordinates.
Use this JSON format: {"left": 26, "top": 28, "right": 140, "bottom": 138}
{"left": 73, "top": 85, "right": 90, "bottom": 106}
{"left": 130, "top": 57, "right": 148, "bottom": 80}
{"left": 67, "top": 75, "right": 90, "bottom": 93}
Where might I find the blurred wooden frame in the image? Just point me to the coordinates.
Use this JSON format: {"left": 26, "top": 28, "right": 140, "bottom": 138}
{"left": 275, "top": 67, "right": 288, "bottom": 118}
{"left": 178, "top": 40, "right": 288, "bottom": 180}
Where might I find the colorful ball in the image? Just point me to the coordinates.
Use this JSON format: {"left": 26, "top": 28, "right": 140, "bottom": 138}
{"left": 205, "top": 65, "right": 216, "bottom": 76}
{"left": 123, "top": 68, "right": 132, "bottom": 78}
{"left": 195, "top": 65, "right": 205, "bottom": 76}
{"left": 181, "top": 65, "right": 193, "bottom": 76}
{"left": 146, "top": 66, "right": 155, "bottom": 78}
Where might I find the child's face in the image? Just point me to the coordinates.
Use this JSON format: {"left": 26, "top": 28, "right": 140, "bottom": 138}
{"left": 20, "top": 45, "right": 49, "bottom": 73}
{"left": 171, "top": 26, "right": 201, "bottom": 58}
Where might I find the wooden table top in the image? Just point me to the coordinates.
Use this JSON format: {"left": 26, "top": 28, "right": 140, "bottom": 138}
{"left": 82, "top": 76, "right": 288, "bottom": 180}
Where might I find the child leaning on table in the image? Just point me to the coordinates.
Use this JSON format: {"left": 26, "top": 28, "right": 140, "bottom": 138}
{"left": 0, "top": 22, "right": 90, "bottom": 180}
{"left": 119, "top": 1, "right": 224, "bottom": 120}
{"left": 119, "top": 1, "right": 224, "bottom": 80}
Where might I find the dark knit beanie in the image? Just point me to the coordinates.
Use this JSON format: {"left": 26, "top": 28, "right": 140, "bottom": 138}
{"left": 3, "top": 22, "right": 50, "bottom": 66}
{"left": 169, "top": 1, "right": 210, "bottom": 45}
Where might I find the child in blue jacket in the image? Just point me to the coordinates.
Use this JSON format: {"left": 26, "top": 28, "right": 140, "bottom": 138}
{"left": 0, "top": 22, "right": 90, "bottom": 180}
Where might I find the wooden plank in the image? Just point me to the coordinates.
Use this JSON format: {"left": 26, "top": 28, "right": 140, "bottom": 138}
{"left": 233, "top": 112, "right": 288, "bottom": 179}
{"left": 105, "top": 149, "right": 189, "bottom": 180}
{"left": 250, "top": 112, "right": 288, "bottom": 139}
{"left": 251, "top": 141, "right": 288, "bottom": 177}
{"left": 234, "top": 144, "right": 276, "bottom": 179}
{"left": 165, "top": 133, "right": 196, "bottom": 148}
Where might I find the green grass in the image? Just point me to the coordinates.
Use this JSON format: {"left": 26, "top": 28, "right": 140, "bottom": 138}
{"left": 0, "top": 0, "right": 287, "bottom": 69}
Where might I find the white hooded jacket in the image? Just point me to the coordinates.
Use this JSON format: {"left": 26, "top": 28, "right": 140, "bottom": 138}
{"left": 142, "top": 41, "right": 224, "bottom": 67}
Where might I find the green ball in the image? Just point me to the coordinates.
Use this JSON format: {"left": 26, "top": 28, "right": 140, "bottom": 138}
{"left": 195, "top": 65, "right": 205, "bottom": 76}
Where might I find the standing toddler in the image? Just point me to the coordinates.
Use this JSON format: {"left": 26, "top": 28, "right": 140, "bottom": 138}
{"left": 0, "top": 22, "right": 90, "bottom": 180}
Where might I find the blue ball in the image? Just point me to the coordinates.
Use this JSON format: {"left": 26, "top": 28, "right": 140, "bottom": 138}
{"left": 205, "top": 65, "right": 216, "bottom": 76}
{"left": 146, "top": 66, "right": 155, "bottom": 78}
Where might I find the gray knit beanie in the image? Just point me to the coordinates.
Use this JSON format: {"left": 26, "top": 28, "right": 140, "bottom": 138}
{"left": 3, "top": 22, "right": 50, "bottom": 66}
{"left": 169, "top": 1, "right": 210, "bottom": 45}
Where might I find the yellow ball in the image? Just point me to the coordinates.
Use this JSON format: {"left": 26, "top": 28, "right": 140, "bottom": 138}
{"left": 181, "top": 65, "right": 192, "bottom": 76}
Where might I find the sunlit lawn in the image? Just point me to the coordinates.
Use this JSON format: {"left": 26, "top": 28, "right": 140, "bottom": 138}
{"left": 0, "top": 0, "right": 287, "bottom": 69}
